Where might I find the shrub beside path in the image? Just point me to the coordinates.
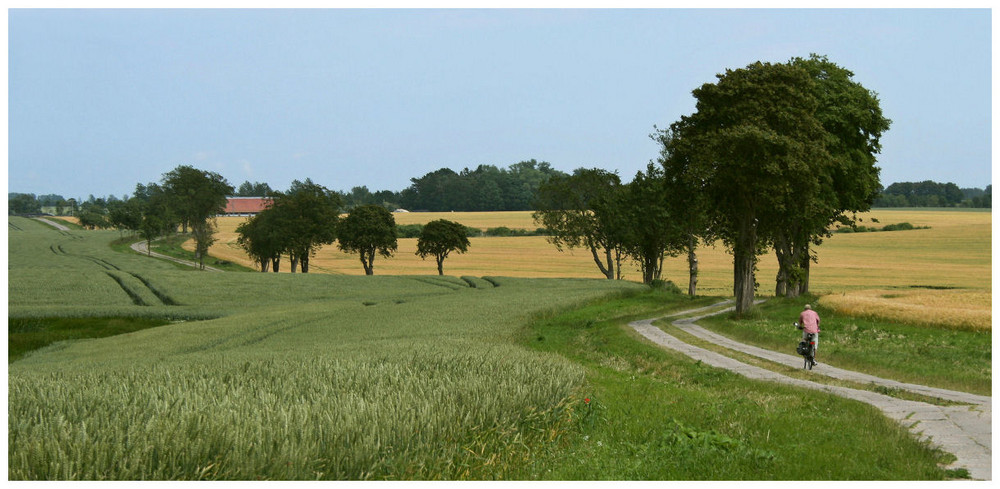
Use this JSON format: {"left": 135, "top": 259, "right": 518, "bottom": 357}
{"left": 631, "top": 301, "right": 991, "bottom": 481}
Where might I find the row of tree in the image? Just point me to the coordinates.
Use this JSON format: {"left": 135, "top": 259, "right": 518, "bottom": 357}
{"left": 874, "top": 181, "right": 991, "bottom": 208}
{"left": 534, "top": 55, "right": 892, "bottom": 314}
{"left": 235, "top": 185, "right": 471, "bottom": 275}
{"left": 54, "top": 163, "right": 474, "bottom": 275}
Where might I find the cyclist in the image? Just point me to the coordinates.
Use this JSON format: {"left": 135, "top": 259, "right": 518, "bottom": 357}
{"left": 797, "top": 304, "right": 820, "bottom": 367}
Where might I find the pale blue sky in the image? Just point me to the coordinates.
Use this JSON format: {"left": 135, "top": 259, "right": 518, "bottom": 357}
{"left": 7, "top": 8, "right": 993, "bottom": 199}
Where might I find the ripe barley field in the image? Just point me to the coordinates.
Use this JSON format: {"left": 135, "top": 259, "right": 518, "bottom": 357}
{"left": 197, "top": 209, "right": 990, "bottom": 327}
{"left": 202, "top": 209, "right": 990, "bottom": 287}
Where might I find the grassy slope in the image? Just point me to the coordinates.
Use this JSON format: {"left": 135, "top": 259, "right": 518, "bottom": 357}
{"left": 6, "top": 216, "right": 980, "bottom": 480}
{"left": 8, "top": 218, "right": 640, "bottom": 479}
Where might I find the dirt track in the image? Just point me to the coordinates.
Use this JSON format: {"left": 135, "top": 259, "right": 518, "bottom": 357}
{"left": 631, "top": 302, "right": 991, "bottom": 481}
{"left": 130, "top": 239, "right": 221, "bottom": 272}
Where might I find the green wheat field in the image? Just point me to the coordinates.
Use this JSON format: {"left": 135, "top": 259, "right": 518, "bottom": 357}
{"left": 7, "top": 214, "right": 989, "bottom": 480}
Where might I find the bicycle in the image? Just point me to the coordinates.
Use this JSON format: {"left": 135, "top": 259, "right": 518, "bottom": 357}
{"left": 794, "top": 322, "right": 817, "bottom": 370}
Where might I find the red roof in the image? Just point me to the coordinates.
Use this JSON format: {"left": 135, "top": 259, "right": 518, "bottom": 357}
{"left": 224, "top": 197, "right": 272, "bottom": 214}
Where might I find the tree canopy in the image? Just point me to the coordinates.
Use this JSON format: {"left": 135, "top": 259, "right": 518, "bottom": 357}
{"left": 533, "top": 168, "right": 623, "bottom": 280}
{"left": 415, "top": 219, "right": 471, "bottom": 275}
{"left": 668, "top": 60, "right": 835, "bottom": 313}
{"left": 660, "top": 55, "right": 890, "bottom": 312}
{"left": 337, "top": 204, "right": 398, "bottom": 275}
{"left": 400, "top": 160, "right": 567, "bottom": 212}
{"left": 161, "top": 165, "right": 233, "bottom": 269}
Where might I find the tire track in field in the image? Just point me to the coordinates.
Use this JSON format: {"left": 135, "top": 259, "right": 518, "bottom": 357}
{"left": 631, "top": 302, "right": 991, "bottom": 480}
{"left": 104, "top": 272, "right": 150, "bottom": 306}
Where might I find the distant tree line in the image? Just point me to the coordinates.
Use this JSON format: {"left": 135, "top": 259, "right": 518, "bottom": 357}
{"left": 8, "top": 193, "right": 79, "bottom": 215}
{"left": 192, "top": 159, "right": 566, "bottom": 213}
{"left": 874, "top": 181, "right": 991, "bottom": 208}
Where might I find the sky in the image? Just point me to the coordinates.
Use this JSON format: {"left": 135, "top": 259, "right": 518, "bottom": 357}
{"left": 6, "top": 7, "right": 994, "bottom": 200}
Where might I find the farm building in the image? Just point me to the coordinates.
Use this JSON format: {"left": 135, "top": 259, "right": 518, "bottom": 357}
{"left": 223, "top": 197, "right": 272, "bottom": 216}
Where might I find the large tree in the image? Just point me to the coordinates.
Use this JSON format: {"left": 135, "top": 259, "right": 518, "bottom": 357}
{"left": 235, "top": 209, "right": 284, "bottom": 272}
{"left": 772, "top": 55, "right": 891, "bottom": 297}
{"left": 669, "top": 60, "right": 831, "bottom": 314}
{"left": 653, "top": 127, "right": 715, "bottom": 296}
{"left": 106, "top": 198, "right": 144, "bottom": 236}
{"left": 611, "top": 163, "right": 688, "bottom": 285}
{"left": 269, "top": 179, "right": 341, "bottom": 273}
{"left": 337, "top": 204, "right": 398, "bottom": 275}
{"left": 533, "top": 168, "right": 622, "bottom": 280}
{"left": 415, "top": 219, "right": 471, "bottom": 275}
{"left": 161, "top": 165, "right": 233, "bottom": 270}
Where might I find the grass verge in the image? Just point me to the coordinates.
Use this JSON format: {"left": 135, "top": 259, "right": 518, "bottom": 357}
{"left": 696, "top": 297, "right": 991, "bottom": 395}
{"left": 658, "top": 322, "right": 967, "bottom": 407}
{"left": 514, "top": 288, "right": 959, "bottom": 480}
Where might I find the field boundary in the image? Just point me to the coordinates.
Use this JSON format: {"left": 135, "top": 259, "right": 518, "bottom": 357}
{"left": 630, "top": 303, "right": 992, "bottom": 480}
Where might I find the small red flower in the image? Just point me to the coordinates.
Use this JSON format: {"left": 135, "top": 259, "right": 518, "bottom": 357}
{"left": 584, "top": 398, "right": 591, "bottom": 404}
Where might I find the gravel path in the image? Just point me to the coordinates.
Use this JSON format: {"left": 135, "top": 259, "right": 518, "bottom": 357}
{"left": 631, "top": 301, "right": 991, "bottom": 480}
{"left": 33, "top": 217, "right": 71, "bottom": 231}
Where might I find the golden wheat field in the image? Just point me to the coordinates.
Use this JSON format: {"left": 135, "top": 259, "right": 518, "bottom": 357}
{"left": 178, "top": 209, "right": 989, "bottom": 328}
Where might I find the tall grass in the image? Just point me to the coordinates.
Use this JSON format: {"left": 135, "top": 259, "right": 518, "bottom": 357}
{"left": 8, "top": 217, "right": 641, "bottom": 479}
{"left": 818, "top": 288, "right": 991, "bottom": 331}
{"left": 9, "top": 344, "right": 583, "bottom": 480}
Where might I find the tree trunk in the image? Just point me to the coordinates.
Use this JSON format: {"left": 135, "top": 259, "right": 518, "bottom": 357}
{"left": 641, "top": 256, "right": 655, "bottom": 284}
{"left": 301, "top": 254, "right": 309, "bottom": 273}
{"left": 362, "top": 251, "right": 374, "bottom": 275}
{"left": 588, "top": 245, "right": 614, "bottom": 279}
{"left": 436, "top": 256, "right": 444, "bottom": 275}
{"left": 774, "top": 243, "right": 790, "bottom": 297}
{"left": 259, "top": 258, "right": 269, "bottom": 272}
{"left": 799, "top": 245, "right": 811, "bottom": 295}
{"left": 271, "top": 256, "right": 280, "bottom": 273}
{"left": 687, "top": 237, "right": 698, "bottom": 297}
{"left": 289, "top": 252, "right": 298, "bottom": 273}
{"left": 734, "top": 247, "right": 756, "bottom": 315}
{"left": 733, "top": 216, "right": 758, "bottom": 315}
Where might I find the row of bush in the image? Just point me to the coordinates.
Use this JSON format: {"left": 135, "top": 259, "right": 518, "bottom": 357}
{"left": 395, "top": 224, "right": 550, "bottom": 238}
{"left": 834, "top": 222, "right": 929, "bottom": 233}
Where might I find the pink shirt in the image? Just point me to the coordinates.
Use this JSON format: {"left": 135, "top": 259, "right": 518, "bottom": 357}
{"left": 799, "top": 309, "right": 821, "bottom": 334}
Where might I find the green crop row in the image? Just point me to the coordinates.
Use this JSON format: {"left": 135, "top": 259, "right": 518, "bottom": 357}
{"left": 8, "top": 217, "right": 639, "bottom": 479}
{"left": 9, "top": 342, "right": 583, "bottom": 480}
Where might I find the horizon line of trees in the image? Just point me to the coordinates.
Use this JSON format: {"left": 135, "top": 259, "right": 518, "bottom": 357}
{"left": 10, "top": 177, "right": 991, "bottom": 220}
{"left": 873, "top": 181, "right": 991, "bottom": 208}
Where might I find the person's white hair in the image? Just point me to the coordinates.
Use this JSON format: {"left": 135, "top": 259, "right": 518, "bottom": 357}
{"left": 804, "top": 304, "right": 812, "bottom": 310}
